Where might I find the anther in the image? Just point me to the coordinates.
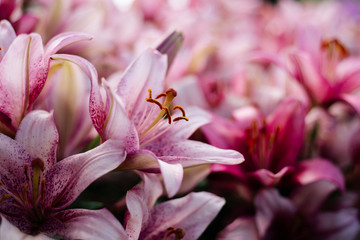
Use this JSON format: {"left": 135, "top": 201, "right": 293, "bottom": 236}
{"left": 162, "top": 106, "right": 172, "bottom": 124}
{"left": 0, "top": 193, "right": 10, "bottom": 205}
{"left": 173, "top": 105, "right": 186, "bottom": 116}
{"left": 24, "top": 164, "right": 31, "bottom": 181}
{"left": 146, "top": 98, "right": 163, "bottom": 110}
{"left": 173, "top": 116, "right": 189, "bottom": 122}
{"left": 148, "top": 89, "right": 152, "bottom": 98}
{"left": 155, "top": 92, "right": 167, "bottom": 99}
{"left": 164, "top": 227, "right": 185, "bottom": 240}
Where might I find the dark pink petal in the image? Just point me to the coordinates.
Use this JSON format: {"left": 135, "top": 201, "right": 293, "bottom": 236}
{"left": 267, "top": 98, "right": 306, "bottom": 171}
{"left": 249, "top": 167, "right": 292, "bottom": 187}
{"left": 217, "top": 217, "right": 259, "bottom": 240}
{"left": 147, "top": 140, "right": 244, "bottom": 167}
{"left": 336, "top": 57, "right": 360, "bottom": 93}
{"left": 291, "top": 180, "right": 338, "bottom": 216}
{"left": 13, "top": 14, "right": 38, "bottom": 34}
{"left": 140, "top": 192, "right": 225, "bottom": 240}
{"left": 290, "top": 52, "right": 331, "bottom": 103}
{"left": 254, "top": 189, "right": 296, "bottom": 237}
{"left": 15, "top": 110, "right": 58, "bottom": 171}
{"left": 0, "top": 20, "right": 16, "bottom": 61}
{"left": 51, "top": 54, "right": 106, "bottom": 136}
{"left": 0, "top": 34, "right": 34, "bottom": 130}
{"left": 339, "top": 93, "right": 360, "bottom": 116}
{"left": 45, "top": 209, "right": 127, "bottom": 240}
{"left": 314, "top": 208, "right": 360, "bottom": 240}
{"left": 294, "top": 158, "right": 345, "bottom": 191}
{"left": 26, "top": 34, "right": 47, "bottom": 110}
{"left": 115, "top": 48, "right": 167, "bottom": 121}
{"left": 44, "top": 140, "right": 126, "bottom": 210}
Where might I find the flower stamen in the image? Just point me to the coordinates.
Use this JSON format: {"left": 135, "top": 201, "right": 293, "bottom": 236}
{"left": 164, "top": 227, "right": 185, "bottom": 240}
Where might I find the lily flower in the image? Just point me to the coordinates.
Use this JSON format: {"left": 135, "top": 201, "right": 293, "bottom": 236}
{"left": 125, "top": 174, "right": 226, "bottom": 240}
{"left": 218, "top": 182, "right": 359, "bottom": 240}
{"left": 203, "top": 98, "right": 306, "bottom": 191}
{"left": 0, "top": 110, "right": 127, "bottom": 238}
{"left": 290, "top": 36, "right": 360, "bottom": 115}
{"left": 52, "top": 47, "right": 244, "bottom": 197}
{"left": 0, "top": 19, "right": 92, "bottom": 137}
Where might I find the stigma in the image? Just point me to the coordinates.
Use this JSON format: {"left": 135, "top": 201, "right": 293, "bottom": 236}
{"left": 136, "top": 88, "right": 189, "bottom": 147}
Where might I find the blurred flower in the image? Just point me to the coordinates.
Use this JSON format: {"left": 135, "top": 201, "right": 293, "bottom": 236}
{"left": 218, "top": 182, "right": 359, "bottom": 240}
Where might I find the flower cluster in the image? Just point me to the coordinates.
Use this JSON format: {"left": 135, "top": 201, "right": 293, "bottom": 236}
{"left": 1, "top": 0, "right": 360, "bottom": 239}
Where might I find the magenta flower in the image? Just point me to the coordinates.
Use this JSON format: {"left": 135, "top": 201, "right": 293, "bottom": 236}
{"left": 125, "top": 174, "right": 225, "bottom": 240}
{"left": 0, "top": 19, "right": 92, "bottom": 137}
{"left": 0, "top": 110, "right": 127, "bottom": 238}
{"left": 203, "top": 98, "right": 306, "bottom": 189}
{"left": 291, "top": 37, "right": 360, "bottom": 115}
{"left": 52, "top": 47, "right": 244, "bottom": 197}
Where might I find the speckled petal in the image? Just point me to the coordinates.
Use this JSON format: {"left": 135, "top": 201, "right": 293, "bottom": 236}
{"left": 45, "top": 209, "right": 128, "bottom": 240}
{"left": 15, "top": 110, "right": 58, "bottom": 171}
{"left": 139, "top": 192, "right": 225, "bottom": 240}
{"left": 44, "top": 140, "right": 126, "bottom": 210}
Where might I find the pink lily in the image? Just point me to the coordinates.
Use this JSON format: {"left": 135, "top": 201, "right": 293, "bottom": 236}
{"left": 125, "top": 173, "right": 225, "bottom": 240}
{"left": 203, "top": 98, "right": 306, "bottom": 190}
{"left": 0, "top": 110, "right": 127, "bottom": 238}
{"left": 0, "top": 19, "right": 92, "bottom": 137}
{"left": 290, "top": 35, "right": 360, "bottom": 115}
{"left": 52, "top": 47, "right": 244, "bottom": 197}
{"left": 34, "top": 60, "right": 96, "bottom": 159}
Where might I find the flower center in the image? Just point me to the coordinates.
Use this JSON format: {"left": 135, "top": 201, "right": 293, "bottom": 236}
{"left": 245, "top": 120, "right": 279, "bottom": 169}
{"left": 164, "top": 227, "right": 185, "bottom": 240}
{"left": 136, "top": 88, "right": 188, "bottom": 147}
{"left": 0, "top": 158, "right": 46, "bottom": 221}
{"left": 320, "top": 39, "right": 349, "bottom": 83}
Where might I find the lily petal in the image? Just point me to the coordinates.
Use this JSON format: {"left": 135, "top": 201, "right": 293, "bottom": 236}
{"left": 120, "top": 150, "right": 183, "bottom": 197}
{"left": 0, "top": 216, "right": 51, "bottom": 240}
{"left": 44, "top": 140, "right": 126, "bottom": 210}
{"left": 44, "top": 32, "right": 93, "bottom": 60}
{"left": 217, "top": 217, "right": 259, "bottom": 240}
{"left": 46, "top": 209, "right": 128, "bottom": 240}
{"left": 125, "top": 174, "right": 163, "bottom": 240}
{"left": 140, "top": 192, "right": 225, "bottom": 240}
{"left": 0, "top": 20, "right": 16, "bottom": 61}
{"left": 50, "top": 54, "right": 106, "bottom": 136}
{"left": 0, "top": 133, "right": 32, "bottom": 194}
{"left": 147, "top": 140, "right": 244, "bottom": 167}
{"left": 103, "top": 82, "right": 139, "bottom": 151}
{"left": 294, "top": 158, "right": 345, "bottom": 192}
{"left": 115, "top": 48, "right": 167, "bottom": 120}
{"left": 15, "top": 110, "right": 58, "bottom": 172}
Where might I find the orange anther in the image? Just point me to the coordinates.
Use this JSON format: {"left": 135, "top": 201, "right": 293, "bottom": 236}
{"left": 146, "top": 98, "right": 163, "bottom": 110}
{"left": 155, "top": 93, "right": 167, "bottom": 99}
{"left": 173, "top": 105, "right": 186, "bottom": 116}
{"left": 162, "top": 106, "right": 172, "bottom": 124}
{"left": 173, "top": 116, "right": 189, "bottom": 122}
